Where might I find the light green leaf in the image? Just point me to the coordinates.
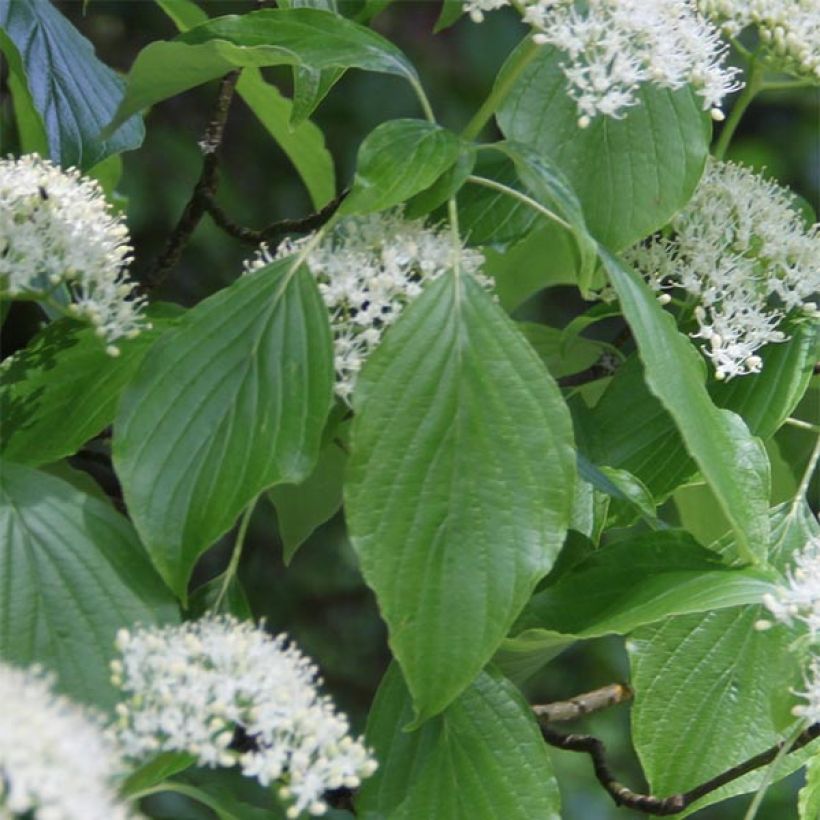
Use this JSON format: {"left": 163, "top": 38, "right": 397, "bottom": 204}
{"left": 0, "top": 460, "right": 178, "bottom": 710}
{"left": 122, "top": 752, "right": 197, "bottom": 798}
{"left": 601, "top": 250, "right": 770, "bottom": 564}
{"left": 517, "top": 321, "right": 600, "bottom": 378}
{"left": 345, "top": 271, "right": 575, "bottom": 723}
{"left": 496, "top": 530, "right": 775, "bottom": 683}
{"left": 405, "top": 147, "right": 476, "bottom": 219}
{"left": 342, "top": 119, "right": 462, "bottom": 215}
{"left": 0, "top": 0, "right": 144, "bottom": 169}
{"left": 156, "top": 0, "right": 336, "bottom": 209}
{"left": 799, "top": 753, "right": 820, "bottom": 820}
{"left": 114, "top": 260, "right": 333, "bottom": 601}
{"left": 1, "top": 316, "right": 172, "bottom": 468}
{"left": 357, "top": 664, "right": 561, "bottom": 819}
{"left": 107, "top": 7, "right": 418, "bottom": 134}
{"left": 629, "top": 504, "right": 820, "bottom": 815}
{"left": 497, "top": 42, "right": 710, "bottom": 249}
{"left": 187, "top": 572, "right": 252, "bottom": 620}
{"left": 268, "top": 434, "right": 347, "bottom": 564}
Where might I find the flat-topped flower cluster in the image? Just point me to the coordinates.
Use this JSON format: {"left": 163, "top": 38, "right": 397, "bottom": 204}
{"left": 627, "top": 159, "right": 819, "bottom": 380}
{"left": 0, "top": 662, "right": 132, "bottom": 820}
{"left": 0, "top": 154, "right": 146, "bottom": 354}
{"left": 111, "top": 616, "right": 377, "bottom": 818}
{"left": 246, "top": 210, "right": 486, "bottom": 402}
{"left": 464, "top": 0, "right": 741, "bottom": 124}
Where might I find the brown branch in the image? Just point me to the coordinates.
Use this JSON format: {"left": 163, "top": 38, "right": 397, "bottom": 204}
{"left": 539, "top": 721, "right": 820, "bottom": 816}
{"left": 533, "top": 684, "right": 632, "bottom": 723}
{"left": 202, "top": 188, "right": 349, "bottom": 249}
{"left": 145, "top": 70, "right": 240, "bottom": 290}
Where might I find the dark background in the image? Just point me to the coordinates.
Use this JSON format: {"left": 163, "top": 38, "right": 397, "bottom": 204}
{"left": 3, "top": 2, "right": 819, "bottom": 817}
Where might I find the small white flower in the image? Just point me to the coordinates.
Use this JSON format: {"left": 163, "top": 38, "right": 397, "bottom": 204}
{"left": 763, "top": 533, "right": 820, "bottom": 639}
{"left": 792, "top": 657, "right": 820, "bottom": 725}
{"left": 0, "top": 661, "right": 132, "bottom": 820}
{"left": 463, "top": 0, "right": 511, "bottom": 23}
{"left": 519, "top": 0, "right": 741, "bottom": 122}
{"left": 699, "top": 0, "right": 820, "bottom": 81}
{"left": 626, "top": 160, "right": 819, "bottom": 379}
{"left": 0, "top": 154, "right": 146, "bottom": 351}
{"left": 112, "top": 616, "right": 378, "bottom": 818}
{"left": 245, "top": 210, "right": 487, "bottom": 403}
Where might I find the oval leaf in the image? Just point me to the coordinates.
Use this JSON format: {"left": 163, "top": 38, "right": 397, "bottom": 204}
{"left": 107, "top": 7, "right": 418, "bottom": 133}
{"left": 345, "top": 271, "right": 575, "bottom": 723}
{"left": 357, "top": 664, "right": 561, "bottom": 820}
{"left": 114, "top": 260, "right": 333, "bottom": 601}
{"left": 0, "top": 0, "right": 144, "bottom": 169}
{"left": 601, "top": 250, "right": 770, "bottom": 564}
{"left": 497, "top": 42, "right": 710, "bottom": 249}
{"left": 0, "top": 460, "right": 178, "bottom": 710}
{"left": 341, "top": 119, "right": 462, "bottom": 215}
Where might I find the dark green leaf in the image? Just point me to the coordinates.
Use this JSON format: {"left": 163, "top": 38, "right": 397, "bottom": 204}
{"left": 629, "top": 503, "right": 820, "bottom": 815}
{"left": 291, "top": 64, "right": 345, "bottom": 126}
{"left": 404, "top": 148, "right": 476, "bottom": 219}
{"left": 0, "top": 460, "right": 178, "bottom": 709}
{"left": 1, "top": 316, "right": 171, "bottom": 467}
{"left": 358, "top": 664, "right": 561, "bottom": 819}
{"left": 497, "top": 42, "right": 710, "bottom": 249}
{"left": 601, "top": 250, "right": 770, "bottom": 564}
{"left": 114, "top": 260, "right": 333, "bottom": 601}
{"left": 342, "top": 119, "right": 462, "bottom": 215}
{"left": 268, "top": 434, "right": 347, "bottom": 564}
{"left": 0, "top": 0, "right": 144, "bottom": 169}
{"left": 107, "top": 8, "right": 418, "bottom": 134}
{"left": 517, "top": 322, "right": 600, "bottom": 378}
{"left": 122, "top": 752, "right": 197, "bottom": 798}
{"left": 345, "top": 271, "right": 575, "bottom": 723}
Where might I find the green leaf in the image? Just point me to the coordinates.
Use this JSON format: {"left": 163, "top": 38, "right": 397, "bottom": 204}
{"left": 358, "top": 664, "right": 561, "bottom": 819}
{"left": 187, "top": 572, "right": 252, "bottom": 620}
{"left": 121, "top": 752, "right": 197, "bottom": 798}
{"left": 799, "top": 753, "right": 820, "bottom": 820}
{"left": 156, "top": 0, "right": 336, "bottom": 209}
{"left": 0, "top": 0, "right": 144, "bottom": 169}
{"left": 1, "top": 316, "right": 171, "bottom": 468}
{"left": 107, "top": 8, "right": 418, "bottom": 134}
{"left": 291, "top": 64, "right": 345, "bottom": 127}
{"left": 114, "top": 260, "right": 333, "bottom": 601}
{"left": 268, "top": 434, "right": 347, "bottom": 564}
{"left": 404, "top": 147, "right": 476, "bottom": 219}
{"left": 6, "top": 63, "right": 48, "bottom": 156}
{"left": 517, "top": 321, "right": 600, "bottom": 378}
{"left": 496, "top": 530, "right": 775, "bottom": 683}
{"left": 601, "top": 250, "right": 770, "bottom": 564}
{"left": 497, "top": 42, "right": 710, "bottom": 249}
{"left": 345, "top": 271, "right": 575, "bottom": 723}
{"left": 341, "top": 119, "right": 462, "bottom": 215}
{"left": 711, "top": 321, "right": 818, "bottom": 439}
{"left": 433, "top": 0, "right": 465, "bottom": 33}
{"left": 629, "top": 504, "right": 820, "bottom": 815}
{"left": 0, "top": 460, "right": 178, "bottom": 710}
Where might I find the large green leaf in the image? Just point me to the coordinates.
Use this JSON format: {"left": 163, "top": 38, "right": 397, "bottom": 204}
{"left": 114, "top": 260, "right": 333, "bottom": 601}
{"left": 107, "top": 7, "right": 418, "bottom": 134}
{"left": 629, "top": 504, "right": 820, "bottom": 815}
{"left": 0, "top": 460, "right": 178, "bottom": 710}
{"left": 341, "top": 119, "right": 462, "bottom": 215}
{"left": 1, "top": 316, "right": 171, "bottom": 468}
{"left": 497, "top": 42, "right": 710, "bottom": 249}
{"left": 345, "top": 271, "right": 575, "bottom": 723}
{"left": 357, "top": 664, "right": 561, "bottom": 819}
{"left": 156, "top": 0, "right": 335, "bottom": 209}
{"left": 601, "top": 251, "right": 770, "bottom": 563}
{"left": 495, "top": 531, "right": 775, "bottom": 684}
{"left": 0, "top": 0, "right": 144, "bottom": 169}
{"left": 799, "top": 754, "right": 820, "bottom": 820}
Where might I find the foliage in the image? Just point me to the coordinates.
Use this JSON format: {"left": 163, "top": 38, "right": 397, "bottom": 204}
{"left": 0, "top": 1, "right": 818, "bottom": 818}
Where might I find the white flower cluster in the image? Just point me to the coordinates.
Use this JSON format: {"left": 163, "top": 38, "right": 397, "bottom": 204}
{"left": 699, "top": 0, "right": 820, "bottom": 81}
{"left": 626, "top": 160, "right": 819, "bottom": 380}
{"left": 246, "top": 210, "right": 486, "bottom": 402}
{"left": 111, "top": 616, "right": 377, "bottom": 818}
{"left": 463, "top": 0, "right": 510, "bottom": 22}
{"left": 760, "top": 532, "right": 820, "bottom": 725}
{"left": 0, "top": 661, "right": 131, "bottom": 820}
{"left": 0, "top": 154, "right": 146, "bottom": 354}
{"left": 464, "top": 0, "right": 740, "bottom": 124}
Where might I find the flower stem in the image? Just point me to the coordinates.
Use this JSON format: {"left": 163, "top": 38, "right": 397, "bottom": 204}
{"left": 213, "top": 497, "right": 257, "bottom": 613}
{"left": 713, "top": 58, "right": 764, "bottom": 160}
{"left": 461, "top": 36, "right": 540, "bottom": 141}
